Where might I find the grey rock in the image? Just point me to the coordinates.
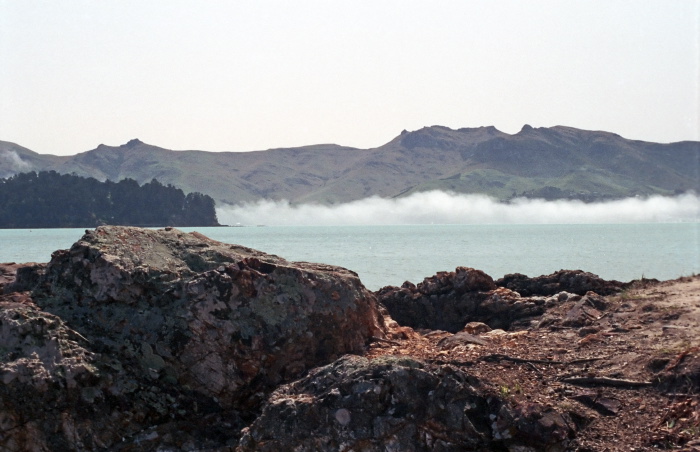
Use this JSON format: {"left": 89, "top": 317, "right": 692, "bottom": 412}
{"left": 538, "top": 291, "right": 610, "bottom": 329}
{"left": 238, "top": 355, "right": 574, "bottom": 451}
{"left": 28, "top": 227, "right": 385, "bottom": 407}
{"left": 438, "top": 332, "right": 488, "bottom": 349}
{"left": 1, "top": 226, "right": 385, "bottom": 450}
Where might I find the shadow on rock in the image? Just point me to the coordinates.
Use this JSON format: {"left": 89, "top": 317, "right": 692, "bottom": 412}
{"left": 1, "top": 226, "right": 385, "bottom": 450}
{"left": 239, "top": 355, "right": 575, "bottom": 451}
{"left": 376, "top": 267, "right": 546, "bottom": 332}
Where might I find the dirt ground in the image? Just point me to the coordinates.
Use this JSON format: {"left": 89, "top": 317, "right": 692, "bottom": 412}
{"left": 367, "top": 276, "right": 700, "bottom": 451}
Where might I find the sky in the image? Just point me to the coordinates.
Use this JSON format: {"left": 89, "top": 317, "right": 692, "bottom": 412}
{"left": 1, "top": 1, "right": 698, "bottom": 156}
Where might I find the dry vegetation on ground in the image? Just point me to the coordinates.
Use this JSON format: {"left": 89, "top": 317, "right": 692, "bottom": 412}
{"left": 367, "top": 276, "right": 700, "bottom": 451}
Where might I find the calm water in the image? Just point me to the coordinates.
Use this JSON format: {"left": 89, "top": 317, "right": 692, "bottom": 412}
{"left": 1, "top": 224, "right": 697, "bottom": 290}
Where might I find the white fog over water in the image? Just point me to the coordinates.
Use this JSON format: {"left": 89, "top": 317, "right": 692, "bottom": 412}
{"left": 1, "top": 193, "right": 697, "bottom": 289}
{"left": 217, "top": 192, "right": 700, "bottom": 226}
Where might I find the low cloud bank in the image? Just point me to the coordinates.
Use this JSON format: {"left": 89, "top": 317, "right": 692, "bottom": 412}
{"left": 217, "top": 191, "right": 700, "bottom": 226}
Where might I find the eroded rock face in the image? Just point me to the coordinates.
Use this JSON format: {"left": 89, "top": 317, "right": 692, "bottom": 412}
{"left": 28, "top": 227, "right": 384, "bottom": 407}
{"left": 376, "top": 268, "right": 544, "bottom": 332}
{"left": 496, "top": 270, "right": 625, "bottom": 297}
{"left": 0, "top": 263, "right": 19, "bottom": 291}
{"left": 0, "top": 299, "right": 99, "bottom": 451}
{"left": 0, "top": 262, "right": 45, "bottom": 293}
{"left": 238, "top": 355, "right": 574, "bottom": 451}
{"left": 0, "top": 296, "right": 239, "bottom": 451}
{"left": 2, "top": 226, "right": 385, "bottom": 450}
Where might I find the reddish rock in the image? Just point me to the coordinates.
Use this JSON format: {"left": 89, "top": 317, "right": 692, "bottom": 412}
{"left": 1, "top": 226, "right": 385, "bottom": 450}
{"left": 462, "top": 321, "right": 492, "bottom": 335}
{"left": 537, "top": 291, "right": 612, "bottom": 330}
{"left": 376, "top": 268, "right": 544, "bottom": 332}
{"left": 417, "top": 266, "right": 496, "bottom": 295}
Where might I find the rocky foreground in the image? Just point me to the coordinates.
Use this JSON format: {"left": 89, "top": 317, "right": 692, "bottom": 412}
{"left": 0, "top": 226, "right": 697, "bottom": 451}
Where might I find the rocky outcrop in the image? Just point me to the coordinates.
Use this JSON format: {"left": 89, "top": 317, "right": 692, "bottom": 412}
{"left": 3, "top": 227, "right": 680, "bottom": 451}
{"left": 0, "top": 262, "right": 45, "bottom": 293}
{"left": 376, "top": 267, "right": 545, "bottom": 332}
{"left": 0, "top": 298, "right": 102, "bottom": 451}
{"left": 0, "top": 263, "right": 18, "bottom": 290}
{"left": 1, "top": 226, "right": 385, "bottom": 450}
{"left": 239, "top": 355, "right": 575, "bottom": 451}
{"left": 496, "top": 269, "right": 626, "bottom": 296}
{"left": 0, "top": 292, "right": 251, "bottom": 451}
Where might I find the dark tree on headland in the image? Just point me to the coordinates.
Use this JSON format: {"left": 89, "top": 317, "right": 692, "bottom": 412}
{"left": 0, "top": 171, "right": 220, "bottom": 228}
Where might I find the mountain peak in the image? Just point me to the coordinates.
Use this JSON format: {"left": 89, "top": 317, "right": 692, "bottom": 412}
{"left": 2, "top": 125, "right": 697, "bottom": 205}
{"left": 456, "top": 125, "right": 503, "bottom": 135}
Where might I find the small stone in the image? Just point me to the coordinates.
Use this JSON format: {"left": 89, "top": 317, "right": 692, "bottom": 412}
{"left": 335, "top": 408, "right": 351, "bottom": 426}
{"left": 462, "top": 322, "right": 491, "bottom": 335}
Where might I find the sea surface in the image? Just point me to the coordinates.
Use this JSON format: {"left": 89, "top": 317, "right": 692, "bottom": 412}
{"left": 1, "top": 223, "right": 697, "bottom": 291}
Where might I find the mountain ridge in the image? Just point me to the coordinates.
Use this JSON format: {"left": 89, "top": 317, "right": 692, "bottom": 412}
{"left": 1, "top": 125, "right": 698, "bottom": 204}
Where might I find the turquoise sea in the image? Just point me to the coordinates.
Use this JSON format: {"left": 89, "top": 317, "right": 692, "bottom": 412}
{"left": 0, "top": 223, "right": 697, "bottom": 290}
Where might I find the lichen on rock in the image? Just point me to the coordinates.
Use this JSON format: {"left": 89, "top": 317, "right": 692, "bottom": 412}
{"left": 238, "top": 354, "right": 575, "bottom": 451}
{"left": 1, "top": 226, "right": 675, "bottom": 451}
{"left": 1, "top": 226, "right": 386, "bottom": 450}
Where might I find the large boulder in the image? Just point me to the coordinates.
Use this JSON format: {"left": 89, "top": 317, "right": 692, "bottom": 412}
{"left": 0, "top": 295, "right": 248, "bottom": 451}
{"left": 0, "top": 299, "right": 100, "bottom": 451}
{"left": 376, "top": 267, "right": 544, "bottom": 332}
{"left": 238, "top": 355, "right": 575, "bottom": 451}
{"left": 2, "top": 226, "right": 385, "bottom": 450}
{"left": 496, "top": 270, "right": 625, "bottom": 296}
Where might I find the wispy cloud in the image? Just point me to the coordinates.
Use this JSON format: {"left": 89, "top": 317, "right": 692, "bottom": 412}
{"left": 217, "top": 191, "right": 700, "bottom": 226}
{"left": 0, "top": 150, "right": 32, "bottom": 177}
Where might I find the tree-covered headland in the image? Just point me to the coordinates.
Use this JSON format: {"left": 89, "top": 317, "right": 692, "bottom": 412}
{"left": 0, "top": 171, "right": 220, "bottom": 228}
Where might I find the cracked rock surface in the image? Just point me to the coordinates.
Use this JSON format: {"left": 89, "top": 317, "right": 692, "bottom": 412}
{"left": 239, "top": 354, "right": 574, "bottom": 451}
{"left": 1, "top": 226, "right": 385, "bottom": 450}
{"left": 0, "top": 228, "right": 697, "bottom": 451}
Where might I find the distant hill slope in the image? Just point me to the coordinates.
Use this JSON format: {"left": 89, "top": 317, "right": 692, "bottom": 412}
{"left": 0, "top": 142, "right": 68, "bottom": 179}
{"left": 1, "top": 125, "right": 698, "bottom": 204}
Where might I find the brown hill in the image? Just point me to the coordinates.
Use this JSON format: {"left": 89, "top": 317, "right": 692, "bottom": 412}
{"left": 1, "top": 125, "right": 698, "bottom": 204}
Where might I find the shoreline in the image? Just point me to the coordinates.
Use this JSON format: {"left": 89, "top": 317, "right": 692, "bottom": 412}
{"left": 0, "top": 226, "right": 697, "bottom": 450}
{"left": 0, "top": 223, "right": 698, "bottom": 289}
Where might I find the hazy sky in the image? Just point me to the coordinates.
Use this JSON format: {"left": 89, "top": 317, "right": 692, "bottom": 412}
{"left": 1, "top": 1, "right": 698, "bottom": 156}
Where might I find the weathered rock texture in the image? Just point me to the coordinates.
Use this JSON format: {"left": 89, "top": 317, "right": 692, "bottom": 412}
{"left": 496, "top": 269, "right": 626, "bottom": 296}
{"left": 3, "top": 227, "right": 685, "bottom": 451}
{"left": 0, "top": 298, "right": 101, "bottom": 451}
{"left": 0, "top": 291, "right": 250, "bottom": 451}
{"left": 376, "top": 267, "right": 545, "bottom": 332}
{"left": 238, "top": 355, "right": 574, "bottom": 451}
{"left": 0, "top": 262, "right": 45, "bottom": 293}
{"left": 1, "top": 226, "right": 385, "bottom": 450}
{"left": 0, "top": 263, "right": 19, "bottom": 290}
